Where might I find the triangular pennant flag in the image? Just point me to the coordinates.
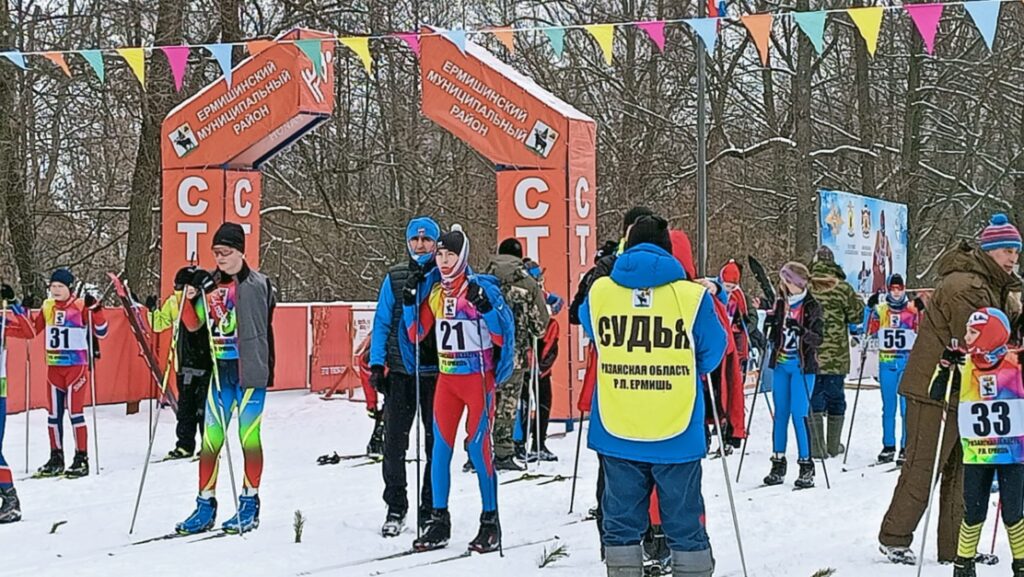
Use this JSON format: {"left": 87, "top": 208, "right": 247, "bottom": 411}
{"left": 685, "top": 18, "right": 719, "bottom": 54}
{"left": 1, "top": 51, "right": 26, "bottom": 70}
{"left": 963, "top": 0, "right": 1001, "bottom": 51}
{"left": 295, "top": 39, "right": 324, "bottom": 76}
{"left": 636, "top": 21, "right": 666, "bottom": 53}
{"left": 543, "top": 27, "right": 566, "bottom": 59}
{"left": 442, "top": 28, "right": 467, "bottom": 53}
{"left": 584, "top": 24, "right": 615, "bottom": 65}
{"left": 396, "top": 33, "right": 421, "bottom": 57}
{"left": 42, "top": 52, "right": 71, "bottom": 77}
{"left": 340, "top": 37, "right": 373, "bottom": 74}
{"left": 904, "top": 3, "right": 944, "bottom": 55}
{"left": 205, "top": 44, "right": 233, "bottom": 87}
{"left": 741, "top": 14, "right": 773, "bottom": 65}
{"left": 160, "top": 46, "right": 190, "bottom": 92}
{"left": 492, "top": 26, "right": 516, "bottom": 54}
{"left": 847, "top": 6, "right": 885, "bottom": 57}
{"left": 246, "top": 39, "right": 275, "bottom": 56}
{"left": 117, "top": 48, "right": 146, "bottom": 89}
{"left": 792, "top": 11, "right": 827, "bottom": 55}
{"left": 79, "top": 50, "right": 105, "bottom": 82}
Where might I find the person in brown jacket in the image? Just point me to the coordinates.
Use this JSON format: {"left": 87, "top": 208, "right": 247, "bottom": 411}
{"left": 879, "top": 213, "right": 1023, "bottom": 565}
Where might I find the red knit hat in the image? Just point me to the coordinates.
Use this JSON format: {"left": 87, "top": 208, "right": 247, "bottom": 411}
{"left": 966, "top": 307, "right": 1011, "bottom": 355}
{"left": 720, "top": 260, "right": 741, "bottom": 284}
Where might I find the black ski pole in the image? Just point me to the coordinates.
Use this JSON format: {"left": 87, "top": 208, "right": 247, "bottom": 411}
{"left": 842, "top": 334, "right": 870, "bottom": 467}
{"left": 704, "top": 375, "right": 750, "bottom": 577}
{"left": 736, "top": 341, "right": 771, "bottom": 483}
{"left": 413, "top": 282, "right": 423, "bottom": 539}
{"left": 568, "top": 411, "right": 585, "bottom": 514}
{"left": 475, "top": 316, "right": 502, "bottom": 557}
{"left": 797, "top": 336, "right": 830, "bottom": 490}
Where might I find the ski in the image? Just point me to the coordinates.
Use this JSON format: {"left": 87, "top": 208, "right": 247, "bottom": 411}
{"left": 131, "top": 532, "right": 194, "bottom": 546}
{"left": 537, "top": 474, "right": 573, "bottom": 485}
{"left": 316, "top": 452, "right": 379, "bottom": 465}
{"left": 500, "top": 472, "right": 554, "bottom": 485}
{"left": 108, "top": 272, "right": 179, "bottom": 413}
{"left": 189, "top": 531, "right": 233, "bottom": 543}
{"left": 369, "top": 536, "right": 561, "bottom": 576}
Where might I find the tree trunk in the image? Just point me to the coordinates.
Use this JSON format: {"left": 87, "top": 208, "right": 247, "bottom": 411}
{"left": 853, "top": 0, "right": 876, "bottom": 198}
{"left": 792, "top": 0, "right": 816, "bottom": 261}
{"left": 900, "top": 10, "right": 925, "bottom": 280}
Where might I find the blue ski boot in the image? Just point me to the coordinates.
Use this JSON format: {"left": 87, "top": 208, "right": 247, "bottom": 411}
{"left": 222, "top": 494, "right": 260, "bottom": 534}
{"left": 176, "top": 496, "right": 217, "bottom": 534}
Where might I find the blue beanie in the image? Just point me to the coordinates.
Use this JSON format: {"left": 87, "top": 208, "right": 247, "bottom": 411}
{"left": 406, "top": 217, "right": 440, "bottom": 242}
{"left": 50, "top": 268, "right": 74, "bottom": 288}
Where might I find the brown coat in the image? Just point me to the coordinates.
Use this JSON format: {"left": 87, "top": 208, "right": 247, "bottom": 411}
{"left": 899, "top": 240, "right": 1021, "bottom": 404}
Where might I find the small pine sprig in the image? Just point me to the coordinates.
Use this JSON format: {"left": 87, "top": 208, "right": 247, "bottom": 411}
{"left": 810, "top": 569, "right": 837, "bottom": 577}
{"left": 294, "top": 510, "right": 306, "bottom": 543}
{"left": 50, "top": 520, "right": 68, "bottom": 534}
{"left": 537, "top": 543, "right": 569, "bottom": 568}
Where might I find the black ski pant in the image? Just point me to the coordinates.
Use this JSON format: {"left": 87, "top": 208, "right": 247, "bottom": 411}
{"left": 382, "top": 371, "right": 436, "bottom": 520}
{"left": 519, "top": 374, "right": 553, "bottom": 451}
{"left": 175, "top": 369, "right": 209, "bottom": 454}
{"left": 963, "top": 464, "right": 1024, "bottom": 527}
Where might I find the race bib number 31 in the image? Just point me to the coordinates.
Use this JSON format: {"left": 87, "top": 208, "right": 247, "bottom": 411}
{"left": 46, "top": 326, "right": 88, "bottom": 352}
{"left": 959, "top": 399, "right": 1024, "bottom": 465}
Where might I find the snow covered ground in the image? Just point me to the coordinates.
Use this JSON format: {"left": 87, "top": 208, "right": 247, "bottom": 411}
{"left": 0, "top": 387, "right": 1004, "bottom": 576}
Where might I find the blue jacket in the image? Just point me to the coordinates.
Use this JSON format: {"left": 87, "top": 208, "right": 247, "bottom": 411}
{"left": 370, "top": 264, "right": 438, "bottom": 375}
{"left": 580, "top": 243, "right": 727, "bottom": 464}
{"left": 403, "top": 266, "right": 517, "bottom": 386}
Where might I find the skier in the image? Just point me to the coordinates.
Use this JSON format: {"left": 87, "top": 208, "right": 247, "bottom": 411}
{"left": 720, "top": 259, "right": 751, "bottom": 378}
{"left": 33, "top": 268, "right": 108, "bottom": 478}
{"left": 867, "top": 274, "right": 922, "bottom": 465}
{"left": 369, "top": 216, "right": 441, "bottom": 537}
{"left": 520, "top": 283, "right": 562, "bottom": 462}
{"left": 579, "top": 215, "right": 726, "bottom": 577}
{"left": 176, "top": 222, "right": 276, "bottom": 535}
{"left": 932, "top": 308, "right": 1024, "bottom": 577}
{"left": 355, "top": 336, "right": 385, "bottom": 458}
{"left": 485, "top": 238, "right": 548, "bottom": 471}
{"left": 150, "top": 265, "right": 212, "bottom": 460}
{"left": 0, "top": 283, "right": 36, "bottom": 522}
{"left": 404, "top": 225, "right": 515, "bottom": 553}
{"left": 762, "top": 262, "right": 825, "bottom": 489}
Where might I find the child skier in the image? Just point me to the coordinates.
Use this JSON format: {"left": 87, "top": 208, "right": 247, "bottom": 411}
{"left": 176, "top": 223, "right": 276, "bottom": 535}
{"left": 867, "top": 274, "right": 922, "bottom": 465}
{"left": 404, "top": 225, "right": 515, "bottom": 553}
{"left": 0, "top": 283, "right": 36, "bottom": 522}
{"left": 930, "top": 308, "right": 1024, "bottom": 577}
{"left": 33, "top": 268, "right": 108, "bottom": 478}
{"left": 763, "top": 262, "right": 825, "bottom": 489}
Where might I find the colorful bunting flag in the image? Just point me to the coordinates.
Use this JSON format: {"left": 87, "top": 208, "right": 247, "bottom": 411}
{"left": 792, "top": 11, "right": 827, "bottom": 55}
{"left": 340, "top": 36, "right": 373, "bottom": 74}
{"left": 741, "top": 14, "right": 773, "bottom": 65}
{"left": 847, "top": 6, "right": 885, "bottom": 57}
{"left": 636, "top": 20, "right": 666, "bottom": 53}
{"left": 492, "top": 26, "right": 516, "bottom": 54}
{"left": 205, "top": 44, "right": 234, "bottom": 87}
{"left": 295, "top": 39, "right": 324, "bottom": 76}
{"left": 544, "top": 27, "right": 566, "bottom": 59}
{"left": 686, "top": 18, "right": 719, "bottom": 55}
{"left": 904, "top": 3, "right": 943, "bottom": 55}
{"left": 443, "top": 28, "right": 467, "bottom": 53}
{"left": 963, "top": 0, "right": 1000, "bottom": 51}
{"left": 161, "top": 46, "right": 190, "bottom": 91}
{"left": 1, "top": 51, "right": 26, "bottom": 70}
{"left": 117, "top": 48, "right": 146, "bottom": 88}
{"left": 396, "top": 33, "right": 421, "bottom": 57}
{"left": 79, "top": 50, "right": 104, "bottom": 82}
{"left": 246, "top": 39, "right": 275, "bottom": 56}
{"left": 42, "top": 52, "right": 71, "bottom": 77}
{"left": 584, "top": 24, "right": 615, "bottom": 65}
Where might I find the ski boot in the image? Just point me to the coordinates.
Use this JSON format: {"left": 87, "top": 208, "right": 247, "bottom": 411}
{"left": 953, "top": 555, "right": 976, "bottom": 577}
{"left": 222, "top": 494, "right": 261, "bottom": 534}
{"left": 381, "top": 510, "right": 405, "bottom": 538}
{"left": 494, "top": 455, "right": 526, "bottom": 472}
{"left": 526, "top": 447, "right": 559, "bottom": 463}
{"left": 166, "top": 446, "right": 193, "bottom": 460}
{"left": 468, "top": 510, "right": 501, "bottom": 553}
{"left": 794, "top": 459, "right": 815, "bottom": 489}
{"left": 413, "top": 508, "right": 451, "bottom": 551}
{"left": 763, "top": 455, "right": 786, "bottom": 486}
{"left": 514, "top": 442, "right": 527, "bottom": 461}
{"left": 896, "top": 448, "right": 906, "bottom": 467}
{"left": 176, "top": 496, "right": 218, "bottom": 534}
{"left": 366, "top": 417, "right": 385, "bottom": 458}
{"left": 36, "top": 450, "right": 64, "bottom": 477}
{"left": 462, "top": 458, "right": 475, "bottom": 473}
{"left": 65, "top": 451, "right": 89, "bottom": 478}
{"left": 974, "top": 553, "right": 998, "bottom": 565}
{"left": 1012, "top": 558, "right": 1024, "bottom": 577}
{"left": 0, "top": 487, "right": 22, "bottom": 524}
{"left": 642, "top": 524, "right": 671, "bottom": 575}
{"left": 876, "top": 446, "right": 896, "bottom": 464}
{"left": 879, "top": 543, "right": 917, "bottom": 565}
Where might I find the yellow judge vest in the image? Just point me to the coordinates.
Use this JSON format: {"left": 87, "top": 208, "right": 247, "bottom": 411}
{"left": 588, "top": 277, "right": 704, "bottom": 442}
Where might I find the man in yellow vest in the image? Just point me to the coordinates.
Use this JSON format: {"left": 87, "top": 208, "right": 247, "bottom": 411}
{"left": 580, "top": 215, "right": 727, "bottom": 577}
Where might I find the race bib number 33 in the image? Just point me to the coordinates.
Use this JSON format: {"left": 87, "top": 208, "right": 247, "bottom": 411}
{"left": 958, "top": 399, "right": 1024, "bottom": 465}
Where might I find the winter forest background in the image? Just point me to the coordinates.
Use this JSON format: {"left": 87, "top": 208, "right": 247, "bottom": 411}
{"left": 0, "top": 0, "right": 1022, "bottom": 304}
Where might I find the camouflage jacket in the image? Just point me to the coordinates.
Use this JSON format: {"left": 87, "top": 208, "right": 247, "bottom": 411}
{"left": 485, "top": 254, "right": 551, "bottom": 371}
{"left": 810, "top": 260, "right": 865, "bottom": 375}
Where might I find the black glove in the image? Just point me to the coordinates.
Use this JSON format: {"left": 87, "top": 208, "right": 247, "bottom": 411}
{"left": 784, "top": 317, "right": 804, "bottom": 335}
{"left": 867, "top": 293, "right": 880, "bottom": 309}
{"left": 0, "top": 284, "right": 14, "bottom": 302}
{"left": 190, "top": 269, "right": 215, "bottom": 293}
{"left": 174, "top": 266, "right": 196, "bottom": 290}
{"left": 467, "top": 281, "right": 492, "bottom": 313}
{"left": 144, "top": 295, "right": 158, "bottom": 310}
{"left": 402, "top": 269, "right": 424, "bottom": 306}
{"left": 21, "top": 295, "right": 37, "bottom": 309}
{"left": 913, "top": 297, "right": 926, "bottom": 312}
{"left": 940, "top": 347, "right": 966, "bottom": 368}
{"left": 369, "top": 365, "right": 387, "bottom": 394}
{"left": 84, "top": 293, "right": 102, "bottom": 311}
